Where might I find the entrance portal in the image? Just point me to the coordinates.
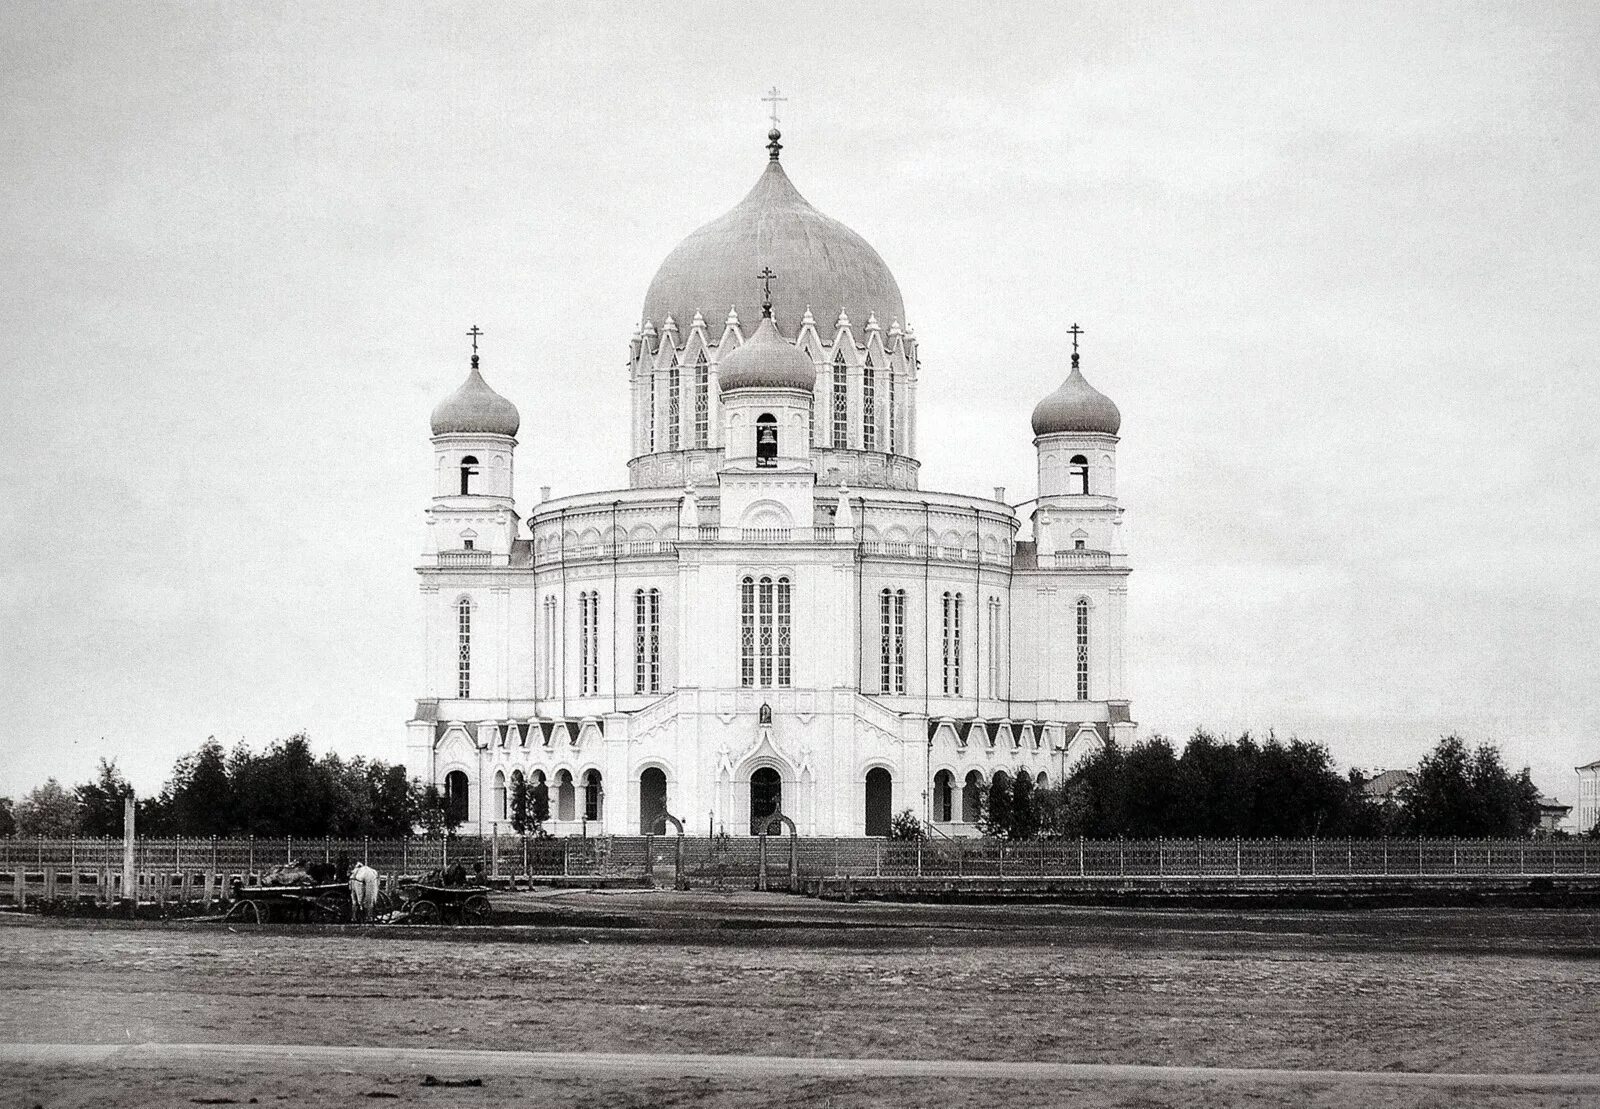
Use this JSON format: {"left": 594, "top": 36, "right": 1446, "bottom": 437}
{"left": 639, "top": 767, "right": 668, "bottom": 834}
{"left": 750, "top": 767, "right": 782, "bottom": 835}
{"left": 865, "top": 767, "right": 892, "bottom": 836}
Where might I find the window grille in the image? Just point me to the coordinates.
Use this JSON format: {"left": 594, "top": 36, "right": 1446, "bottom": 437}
{"left": 832, "top": 358, "right": 848, "bottom": 448}
{"left": 456, "top": 599, "right": 471, "bottom": 698}
{"left": 667, "top": 364, "right": 680, "bottom": 451}
{"left": 942, "top": 591, "right": 963, "bottom": 696}
{"left": 1076, "top": 598, "right": 1090, "bottom": 700}
{"left": 580, "top": 591, "right": 600, "bottom": 695}
{"left": 879, "top": 588, "right": 906, "bottom": 694}
{"left": 634, "top": 588, "right": 660, "bottom": 694}
{"left": 694, "top": 356, "right": 709, "bottom": 447}
{"left": 740, "top": 577, "right": 756, "bottom": 687}
{"left": 863, "top": 362, "right": 877, "bottom": 452}
{"left": 740, "top": 575, "right": 791, "bottom": 688}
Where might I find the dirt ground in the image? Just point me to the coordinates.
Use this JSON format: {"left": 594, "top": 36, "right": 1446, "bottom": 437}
{"left": 2, "top": 890, "right": 1597, "bottom": 1108}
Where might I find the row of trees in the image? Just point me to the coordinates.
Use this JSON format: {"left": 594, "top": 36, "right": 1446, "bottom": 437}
{"left": 3, "top": 735, "right": 430, "bottom": 839}
{"left": 963, "top": 732, "right": 1552, "bottom": 842}
{"left": 0, "top": 731, "right": 1575, "bottom": 841}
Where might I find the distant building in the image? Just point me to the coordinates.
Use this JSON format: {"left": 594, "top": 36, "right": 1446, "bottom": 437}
{"left": 1576, "top": 760, "right": 1600, "bottom": 835}
{"left": 1535, "top": 795, "right": 1572, "bottom": 837}
{"left": 1362, "top": 768, "right": 1413, "bottom": 805}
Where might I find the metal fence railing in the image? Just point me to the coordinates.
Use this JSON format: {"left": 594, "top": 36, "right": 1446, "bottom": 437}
{"left": 2, "top": 835, "right": 1595, "bottom": 887}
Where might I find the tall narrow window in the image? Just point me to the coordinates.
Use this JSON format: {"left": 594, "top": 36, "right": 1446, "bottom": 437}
{"left": 459, "top": 456, "right": 479, "bottom": 496}
{"left": 887, "top": 369, "right": 897, "bottom": 454}
{"left": 879, "top": 588, "right": 906, "bottom": 694}
{"left": 942, "top": 591, "right": 963, "bottom": 696}
{"left": 456, "top": 598, "right": 471, "bottom": 698}
{"left": 646, "top": 372, "right": 656, "bottom": 452}
{"left": 863, "top": 359, "right": 877, "bottom": 451}
{"left": 694, "top": 354, "right": 709, "bottom": 447}
{"left": 1070, "top": 454, "right": 1090, "bottom": 495}
{"left": 579, "top": 591, "right": 600, "bottom": 695}
{"left": 740, "top": 575, "right": 792, "bottom": 688}
{"left": 1076, "top": 598, "right": 1090, "bottom": 700}
{"left": 667, "top": 364, "right": 681, "bottom": 451}
{"left": 633, "top": 588, "right": 660, "bottom": 694}
{"left": 739, "top": 577, "right": 756, "bottom": 687}
{"left": 987, "top": 597, "right": 1001, "bottom": 699}
{"left": 832, "top": 355, "right": 848, "bottom": 448}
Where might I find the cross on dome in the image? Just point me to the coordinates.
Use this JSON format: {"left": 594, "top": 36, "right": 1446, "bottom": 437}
{"left": 762, "top": 86, "right": 787, "bottom": 129}
{"left": 1068, "top": 322, "right": 1084, "bottom": 367}
{"left": 467, "top": 324, "right": 483, "bottom": 367}
{"left": 757, "top": 266, "right": 777, "bottom": 318}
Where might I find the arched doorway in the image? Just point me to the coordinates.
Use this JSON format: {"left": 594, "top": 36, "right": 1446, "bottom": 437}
{"left": 444, "top": 770, "right": 469, "bottom": 826}
{"left": 583, "top": 770, "right": 604, "bottom": 822}
{"left": 639, "top": 767, "right": 668, "bottom": 834}
{"left": 555, "top": 770, "right": 575, "bottom": 822}
{"left": 961, "top": 770, "right": 982, "bottom": 823}
{"left": 750, "top": 767, "right": 782, "bottom": 835}
{"left": 933, "top": 770, "right": 954, "bottom": 823}
{"left": 865, "top": 767, "right": 892, "bottom": 837}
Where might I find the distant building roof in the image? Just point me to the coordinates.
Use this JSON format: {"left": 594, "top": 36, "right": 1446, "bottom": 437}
{"left": 1363, "top": 768, "right": 1414, "bottom": 800}
{"left": 1537, "top": 795, "right": 1572, "bottom": 814}
{"left": 1577, "top": 759, "right": 1600, "bottom": 772}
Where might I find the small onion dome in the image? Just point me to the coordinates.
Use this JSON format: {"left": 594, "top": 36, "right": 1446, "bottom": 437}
{"left": 718, "top": 315, "right": 814, "bottom": 392}
{"left": 430, "top": 359, "right": 521, "bottom": 437}
{"left": 1031, "top": 361, "right": 1121, "bottom": 436}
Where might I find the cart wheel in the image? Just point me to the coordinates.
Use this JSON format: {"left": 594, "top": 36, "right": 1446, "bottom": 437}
{"left": 229, "top": 899, "right": 262, "bottom": 925}
{"left": 315, "top": 894, "right": 348, "bottom": 923}
{"left": 463, "top": 895, "right": 491, "bottom": 924}
{"left": 410, "top": 899, "right": 441, "bottom": 925}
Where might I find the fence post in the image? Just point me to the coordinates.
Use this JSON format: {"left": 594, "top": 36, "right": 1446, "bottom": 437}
{"left": 70, "top": 837, "right": 77, "bottom": 897}
{"left": 1236, "top": 837, "right": 1242, "bottom": 877}
{"left": 675, "top": 833, "right": 685, "bottom": 890}
{"left": 957, "top": 838, "right": 964, "bottom": 878}
{"left": 1452, "top": 839, "right": 1459, "bottom": 875}
{"left": 562, "top": 837, "right": 570, "bottom": 877}
{"left": 1418, "top": 837, "right": 1423, "bottom": 874}
{"left": 644, "top": 835, "right": 654, "bottom": 879}
{"left": 43, "top": 866, "right": 56, "bottom": 902}
{"left": 1118, "top": 837, "right": 1125, "bottom": 877}
{"left": 1078, "top": 836, "right": 1085, "bottom": 877}
{"left": 248, "top": 835, "right": 256, "bottom": 881}
{"left": 757, "top": 834, "right": 768, "bottom": 892}
{"left": 402, "top": 836, "right": 409, "bottom": 876}
{"left": 13, "top": 868, "right": 23, "bottom": 908}
{"left": 363, "top": 836, "right": 370, "bottom": 866}
{"left": 122, "top": 798, "right": 136, "bottom": 904}
{"left": 916, "top": 838, "right": 923, "bottom": 877}
{"left": 1311, "top": 837, "right": 1317, "bottom": 877}
{"left": 1157, "top": 837, "right": 1164, "bottom": 877}
{"left": 874, "top": 839, "right": 882, "bottom": 877}
{"left": 324, "top": 835, "right": 331, "bottom": 863}
{"left": 286, "top": 834, "right": 293, "bottom": 864}
{"left": 789, "top": 833, "right": 799, "bottom": 893}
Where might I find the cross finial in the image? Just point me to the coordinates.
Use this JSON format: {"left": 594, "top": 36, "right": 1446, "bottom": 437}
{"left": 467, "top": 325, "right": 483, "bottom": 369}
{"left": 762, "top": 86, "right": 787, "bottom": 129}
{"left": 1067, "top": 323, "right": 1084, "bottom": 368}
{"left": 756, "top": 267, "right": 777, "bottom": 318}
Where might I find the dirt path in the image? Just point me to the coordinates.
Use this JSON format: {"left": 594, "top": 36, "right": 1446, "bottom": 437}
{"left": 5, "top": 1041, "right": 1600, "bottom": 1090}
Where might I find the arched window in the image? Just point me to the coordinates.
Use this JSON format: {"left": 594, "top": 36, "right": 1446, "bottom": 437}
{"left": 755, "top": 413, "right": 778, "bottom": 468}
{"left": 862, "top": 357, "right": 877, "bottom": 452}
{"left": 942, "top": 591, "right": 963, "bottom": 696}
{"left": 456, "top": 599, "right": 471, "bottom": 698}
{"left": 1070, "top": 454, "right": 1089, "bottom": 495}
{"left": 933, "top": 769, "right": 954, "bottom": 823}
{"left": 886, "top": 366, "right": 896, "bottom": 454}
{"left": 694, "top": 353, "right": 710, "bottom": 448}
{"left": 583, "top": 769, "right": 603, "bottom": 822}
{"left": 646, "top": 369, "right": 657, "bottom": 452}
{"left": 961, "top": 770, "right": 983, "bottom": 823}
{"left": 1076, "top": 597, "right": 1090, "bottom": 701}
{"left": 739, "top": 576, "right": 792, "bottom": 688}
{"left": 459, "top": 455, "right": 479, "bottom": 495}
{"left": 879, "top": 588, "right": 906, "bottom": 694}
{"left": 832, "top": 354, "right": 848, "bottom": 448}
{"left": 493, "top": 770, "right": 507, "bottom": 821}
{"left": 634, "top": 588, "right": 660, "bottom": 694}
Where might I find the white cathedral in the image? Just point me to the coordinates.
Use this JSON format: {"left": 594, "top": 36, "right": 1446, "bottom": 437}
{"left": 407, "top": 127, "right": 1135, "bottom": 837}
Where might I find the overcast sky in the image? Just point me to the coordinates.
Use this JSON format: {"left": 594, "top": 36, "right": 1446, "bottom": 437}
{"left": 2, "top": 2, "right": 1596, "bottom": 806}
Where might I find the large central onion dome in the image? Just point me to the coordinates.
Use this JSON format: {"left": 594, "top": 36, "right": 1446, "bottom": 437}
{"left": 643, "top": 132, "right": 905, "bottom": 332}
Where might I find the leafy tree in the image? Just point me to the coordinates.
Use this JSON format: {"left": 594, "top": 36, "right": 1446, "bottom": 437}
{"left": 75, "top": 758, "right": 135, "bottom": 837}
{"left": 1398, "top": 736, "right": 1539, "bottom": 838}
{"left": 510, "top": 775, "right": 533, "bottom": 835}
{"left": 980, "top": 772, "right": 1013, "bottom": 839}
{"left": 0, "top": 797, "right": 15, "bottom": 837}
{"left": 1009, "top": 772, "right": 1039, "bottom": 841}
{"left": 531, "top": 779, "right": 550, "bottom": 827}
{"left": 888, "top": 808, "right": 925, "bottom": 841}
{"left": 15, "top": 779, "right": 80, "bottom": 836}
{"left": 417, "top": 784, "right": 448, "bottom": 837}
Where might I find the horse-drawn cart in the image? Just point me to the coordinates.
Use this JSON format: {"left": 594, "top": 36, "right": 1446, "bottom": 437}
{"left": 399, "top": 881, "right": 492, "bottom": 924}
{"left": 224, "top": 882, "right": 351, "bottom": 925}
